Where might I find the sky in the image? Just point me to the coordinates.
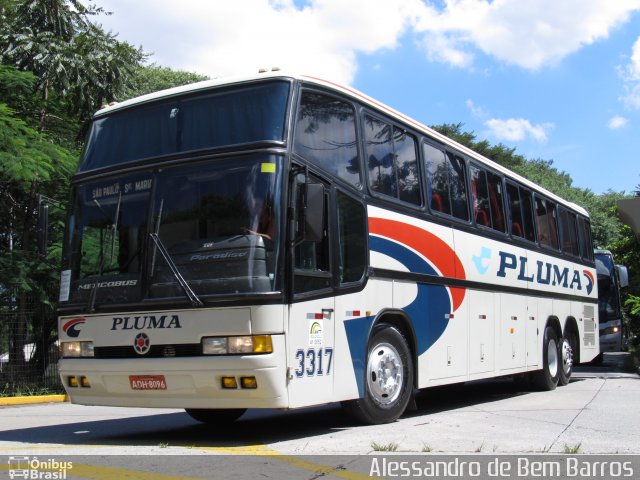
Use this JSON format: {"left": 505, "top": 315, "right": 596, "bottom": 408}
{"left": 94, "top": 0, "right": 640, "bottom": 195}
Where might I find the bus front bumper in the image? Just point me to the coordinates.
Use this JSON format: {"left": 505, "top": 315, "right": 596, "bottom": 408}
{"left": 59, "top": 335, "right": 288, "bottom": 409}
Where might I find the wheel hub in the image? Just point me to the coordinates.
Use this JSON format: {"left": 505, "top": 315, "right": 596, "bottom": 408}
{"left": 562, "top": 339, "right": 573, "bottom": 373}
{"left": 367, "top": 342, "right": 403, "bottom": 406}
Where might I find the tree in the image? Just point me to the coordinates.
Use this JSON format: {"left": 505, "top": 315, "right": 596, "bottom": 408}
{"left": 1, "top": 0, "right": 145, "bottom": 137}
{"left": 0, "top": 98, "right": 76, "bottom": 384}
{"left": 124, "top": 64, "right": 209, "bottom": 100}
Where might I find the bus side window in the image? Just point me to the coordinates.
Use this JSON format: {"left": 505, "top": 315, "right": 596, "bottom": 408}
{"left": 337, "top": 192, "right": 366, "bottom": 284}
{"left": 520, "top": 188, "right": 536, "bottom": 242}
{"left": 506, "top": 182, "right": 524, "bottom": 238}
{"left": 294, "top": 91, "right": 360, "bottom": 188}
{"left": 424, "top": 143, "right": 450, "bottom": 214}
{"left": 487, "top": 171, "right": 505, "bottom": 232}
{"left": 364, "top": 117, "right": 421, "bottom": 205}
{"left": 559, "top": 207, "right": 579, "bottom": 257}
{"left": 448, "top": 154, "right": 469, "bottom": 221}
{"left": 424, "top": 144, "right": 469, "bottom": 220}
{"left": 578, "top": 217, "right": 594, "bottom": 261}
{"left": 535, "top": 197, "right": 559, "bottom": 249}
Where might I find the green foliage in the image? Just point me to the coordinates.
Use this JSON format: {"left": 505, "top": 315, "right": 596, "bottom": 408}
{"left": 1, "top": 0, "right": 145, "bottom": 135}
{"left": 124, "top": 64, "right": 209, "bottom": 100}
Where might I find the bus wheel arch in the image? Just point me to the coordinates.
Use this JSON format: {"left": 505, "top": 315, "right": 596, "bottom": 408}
{"left": 342, "top": 313, "right": 415, "bottom": 424}
{"left": 532, "top": 317, "right": 561, "bottom": 391}
{"left": 559, "top": 317, "right": 579, "bottom": 386}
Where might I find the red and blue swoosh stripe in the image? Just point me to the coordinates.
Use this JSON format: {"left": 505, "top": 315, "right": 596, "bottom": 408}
{"left": 344, "top": 218, "right": 466, "bottom": 396}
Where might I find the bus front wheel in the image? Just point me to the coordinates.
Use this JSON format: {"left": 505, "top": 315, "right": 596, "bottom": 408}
{"left": 532, "top": 326, "right": 560, "bottom": 391}
{"left": 185, "top": 408, "right": 247, "bottom": 424}
{"left": 342, "top": 325, "right": 413, "bottom": 424}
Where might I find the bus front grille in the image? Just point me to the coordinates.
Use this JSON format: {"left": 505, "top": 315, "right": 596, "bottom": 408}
{"left": 94, "top": 344, "right": 201, "bottom": 358}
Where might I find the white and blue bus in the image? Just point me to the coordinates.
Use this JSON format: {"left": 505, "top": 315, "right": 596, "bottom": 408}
{"left": 57, "top": 72, "right": 598, "bottom": 424}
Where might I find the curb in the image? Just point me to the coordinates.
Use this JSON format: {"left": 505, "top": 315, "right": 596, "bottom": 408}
{"left": 0, "top": 394, "right": 68, "bottom": 406}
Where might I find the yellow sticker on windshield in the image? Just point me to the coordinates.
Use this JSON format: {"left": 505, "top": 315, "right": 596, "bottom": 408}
{"left": 261, "top": 163, "right": 276, "bottom": 173}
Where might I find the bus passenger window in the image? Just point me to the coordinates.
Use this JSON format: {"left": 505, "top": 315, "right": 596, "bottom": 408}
{"left": 559, "top": 207, "right": 579, "bottom": 257}
{"left": 506, "top": 183, "right": 524, "bottom": 238}
{"left": 364, "top": 116, "right": 421, "bottom": 205}
{"left": 520, "top": 188, "right": 536, "bottom": 242}
{"left": 365, "top": 116, "right": 395, "bottom": 197}
{"left": 535, "top": 197, "right": 559, "bottom": 249}
{"left": 294, "top": 92, "right": 360, "bottom": 188}
{"left": 423, "top": 143, "right": 451, "bottom": 215}
{"left": 578, "top": 217, "right": 594, "bottom": 261}
{"left": 470, "top": 165, "right": 490, "bottom": 227}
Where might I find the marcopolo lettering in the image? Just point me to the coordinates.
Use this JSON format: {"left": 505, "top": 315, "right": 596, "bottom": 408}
{"left": 497, "top": 251, "right": 586, "bottom": 291}
{"left": 111, "top": 315, "right": 182, "bottom": 331}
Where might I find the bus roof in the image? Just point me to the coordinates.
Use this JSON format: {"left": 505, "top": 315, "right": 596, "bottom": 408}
{"left": 96, "top": 71, "right": 589, "bottom": 217}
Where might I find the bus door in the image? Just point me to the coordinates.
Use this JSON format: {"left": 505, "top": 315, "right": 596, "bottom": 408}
{"left": 287, "top": 174, "right": 336, "bottom": 408}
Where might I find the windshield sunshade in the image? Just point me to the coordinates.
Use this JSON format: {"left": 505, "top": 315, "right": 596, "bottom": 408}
{"left": 79, "top": 81, "right": 290, "bottom": 172}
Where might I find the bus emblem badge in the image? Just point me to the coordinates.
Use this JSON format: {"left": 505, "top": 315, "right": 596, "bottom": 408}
{"left": 134, "top": 333, "right": 151, "bottom": 355}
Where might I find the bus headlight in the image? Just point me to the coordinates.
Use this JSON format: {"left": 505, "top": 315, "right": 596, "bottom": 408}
{"left": 600, "top": 326, "right": 620, "bottom": 336}
{"left": 61, "top": 341, "right": 94, "bottom": 358}
{"left": 202, "top": 335, "right": 273, "bottom": 355}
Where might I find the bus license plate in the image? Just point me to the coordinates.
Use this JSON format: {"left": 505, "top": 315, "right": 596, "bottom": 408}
{"left": 129, "top": 375, "right": 167, "bottom": 390}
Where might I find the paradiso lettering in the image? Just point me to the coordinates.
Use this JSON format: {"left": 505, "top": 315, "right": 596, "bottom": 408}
{"left": 497, "top": 252, "right": 594, "bottom": 294}
{"left": 111, "top": 315, "right": 182, "bottom": 330}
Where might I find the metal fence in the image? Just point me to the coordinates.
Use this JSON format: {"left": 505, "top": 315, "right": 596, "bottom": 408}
{"left": 0, "top": 284, "right": 62, "bottom": 395}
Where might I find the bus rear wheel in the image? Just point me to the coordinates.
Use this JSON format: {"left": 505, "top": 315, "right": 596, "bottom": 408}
{"left": 558, "top": 333, "right": 575, "bottom": 386}
{"left": 532, "top": 326, "right": 560, "bottom": 391}
{"left": 185, "top": 408, "right": 247, "bottom": 424}
{"left": 342, "top": 325, "right": 413, "bottom": 424}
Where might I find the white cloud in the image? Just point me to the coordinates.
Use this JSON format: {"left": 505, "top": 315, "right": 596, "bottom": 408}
{"left": 466, "top": 99, "right": 487, "bottom": 118}
{"left": 95, "top": 0, "right": 640, "bottom": 85}
{"left": 98, "top": 0, "right": 421, "bottom": 84}
{"left": 608, "top": 115, "right": 629, "bottom": 129}
{"left": 413, "top": 0, "right": 640, "bottom": 70}
{"left": 485, "top": 118, "right": 554, "bottom": 142}
{"left": 619, "top": 37, "right": 640, "bottom": 109}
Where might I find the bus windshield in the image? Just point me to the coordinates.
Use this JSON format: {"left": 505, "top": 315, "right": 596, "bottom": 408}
{"left": 79, "top": 81, "right": 290, "bottom": 172}
{"left": 62, "top": 156, "right": 282, "bottom": 306}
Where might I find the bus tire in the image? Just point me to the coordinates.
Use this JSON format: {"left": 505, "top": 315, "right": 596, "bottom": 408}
{"left": 342, "top": 325, "right": 413, "bottom": 424}
{"left": 558, "top": 333, "right": 575, "bottom": 386}
{"left": 185, "top": 408, "right": 246, "bottom": 424}
{"left": 532, "top": 326, "right": 560, "bottom": 391}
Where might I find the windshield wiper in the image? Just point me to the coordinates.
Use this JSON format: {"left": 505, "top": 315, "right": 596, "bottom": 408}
{"left": 149, "top": 233, "right": 204, "bottom": 308}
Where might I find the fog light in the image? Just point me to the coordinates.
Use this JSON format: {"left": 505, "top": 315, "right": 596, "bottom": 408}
{"left": 68, "top": 376, "right": 78, "bottom": 388}
{"left": 221, "top": 377, "right": 238, "bottom": 389}
{"left": 240, "top": 376, "right": 258, "bottom": 389}
{"left": 80, "top": 376, "right": 91, "bottom": 388}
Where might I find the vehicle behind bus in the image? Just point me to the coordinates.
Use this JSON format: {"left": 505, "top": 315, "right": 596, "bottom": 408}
{"left": 595, "top": 250, "right": 629, "bottom": 352}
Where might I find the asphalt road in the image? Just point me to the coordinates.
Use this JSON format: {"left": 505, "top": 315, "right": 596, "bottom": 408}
{"left": 0, "top": 354, "right": 638, "bottom": 479}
